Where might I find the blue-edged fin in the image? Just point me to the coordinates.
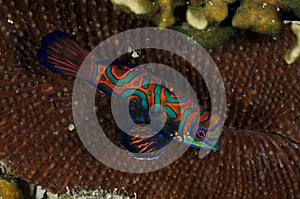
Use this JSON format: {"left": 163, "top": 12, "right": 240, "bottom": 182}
{"left": 37, "top": 30, "right": 88, "bottom": 75}
{"left": 200, "top": 113, "right": 223, "bottom": 152}
{"left": 111, "top": 59, "right": 137, "bottom": 69}
{"left": 211, "top": 138, "right": 221, "bottom": 152}
{"left": 119, "top": 130, "right": 173, "bottom": 160}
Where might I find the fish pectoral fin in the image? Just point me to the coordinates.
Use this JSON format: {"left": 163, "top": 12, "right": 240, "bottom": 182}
{"left": 119, "top": 130, "right": 173, "bottom": 159}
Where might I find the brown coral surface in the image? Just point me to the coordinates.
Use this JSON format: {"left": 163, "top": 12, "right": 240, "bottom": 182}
{"left": 0, "top": 0, "right": 299, "bottom": 198}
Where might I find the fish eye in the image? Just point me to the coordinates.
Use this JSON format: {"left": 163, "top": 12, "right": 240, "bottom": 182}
{"left": 196, "top": 129, "right": 206, "bottom": 140}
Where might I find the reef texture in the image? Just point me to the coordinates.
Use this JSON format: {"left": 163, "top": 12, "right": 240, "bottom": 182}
{"left": 111, "top": 0, "right": 186, "bottom": 28}
{"left": 189, "top": 0, "right": 300, "bottom": 35}
{"left": 111, "top": 0, "right": 300, "bottom": 48}
{"left": 0, "top": 0, "right": 300, "bottom": 199}
{"left": 187, "top": 0, "right": 236, "bottom": 30}
{"left": 285, "top": 21, "right": 300, "bottom": 64}
{"left": 232, "top": 0, "right": 282, "bottom": 35}
{"left": 0, "top": 178, "right": 22, "bottom": 199}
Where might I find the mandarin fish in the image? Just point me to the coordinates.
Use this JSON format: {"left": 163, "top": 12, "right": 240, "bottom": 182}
{"left": 37, "top": 30, "right": 221, "bottom": 159}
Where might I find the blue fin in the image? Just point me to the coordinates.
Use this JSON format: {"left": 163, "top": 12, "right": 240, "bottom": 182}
{"left": 111, "top": 59, "right": 137, "bottom": 69}
{"left": 37, "top": 30, "right": 88, "bottom": 75}
{"left": 119, "top": 129, "right": 174, "bottom": 159}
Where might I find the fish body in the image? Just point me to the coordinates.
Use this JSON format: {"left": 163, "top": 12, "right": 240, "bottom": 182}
{"left": 37, "top": 30, "right": 222, "bottom": 158}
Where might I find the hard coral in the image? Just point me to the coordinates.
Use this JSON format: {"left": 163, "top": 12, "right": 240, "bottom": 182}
{"left": 0, "top": 179, "right": 22, "bottom": 199}
{"left": 111, "top": 0, "right": 185, "bottom": 28}
{"left": 232, "top": 0, "right": 282, "bottom": 36}
{"left": 177, "top": 25, "right": 236, "bottom": 49}
{"left": 152, "top": 0, "right": 186, "bottom": 28}
{"left": 111, "top": 0, "right": 157, "bottom": 15}
{"left": 187, "top": 0, "right": 236, "bottom": 30}
{"left": 0, "top": 0, "right": 300, "bottom": 198}
{"left": 111, "top": 0, "right": 300, "bottom": 48}
{"left": 186, "top": 0, "right": 299, "bottom": 36}
{"left": 284, "top": 21, "right": 300, "bottom": 64}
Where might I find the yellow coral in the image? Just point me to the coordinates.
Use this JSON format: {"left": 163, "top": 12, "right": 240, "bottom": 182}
{"left": 177, "top": 25, "right": 236, "bottom": 48}
{"left": 111, "top": 0, "right": 157, "bottom": 15}
{"left": 187, "top": 0, "right": 236, "bottom": 30}
{"left": 152, "top": 0, "right": 185, "bottom": 28}
{"left": 110, "top": 0, "right": 300, "bottom": 47}
{"left": 0, "top": 179, "right": 22, "bottom": 199}
{"left": 232, "top": 0, "right": 282, "bottom": 35}
{"left": 111, "top": 0, "right": 185, "bottom": 28}
{"left": 186, "top": 6, "right": 208, "bottom": 29}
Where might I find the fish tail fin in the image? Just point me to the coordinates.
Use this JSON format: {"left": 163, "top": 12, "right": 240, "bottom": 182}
{"left": 37, "top": 30, "right": 89, "bottom": 75}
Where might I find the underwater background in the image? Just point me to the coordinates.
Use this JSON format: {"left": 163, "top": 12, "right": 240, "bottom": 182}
{"left": 0, "top": 0, "right": 300, "bottom": 198}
